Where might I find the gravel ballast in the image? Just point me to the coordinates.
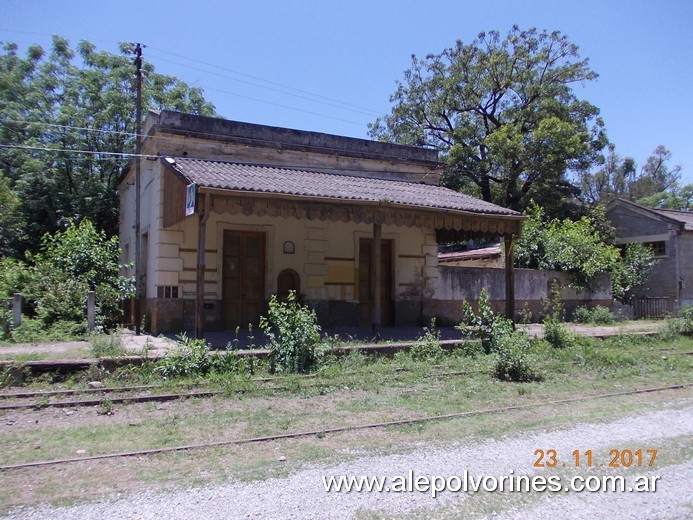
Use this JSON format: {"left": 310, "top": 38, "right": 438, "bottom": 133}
{"left": 4, "top": 403, "right": 692, "bottom": 519}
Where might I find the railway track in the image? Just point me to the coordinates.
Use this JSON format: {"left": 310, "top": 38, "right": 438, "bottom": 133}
{"left": 0, "top": 382, "right": 689, "bottom": 471}
{"left": 0, "top": 367, "right": 479, "bottom": 411}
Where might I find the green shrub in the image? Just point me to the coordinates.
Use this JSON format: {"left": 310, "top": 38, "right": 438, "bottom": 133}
{"left": 660, "top": 305, "right": 693, "bottom": 339}
{"left": 260, "top": 291, "right": 323, "bottom": 374}
{"left": 543, "top": 317, "right": 574, "bottom": 349}
{"left": 590, "top": 306, "right": 616, "bottom": 325}
{"left": 571, "top": 306, "right": 593, "bottom": 324}
{"left": 9, "top": 317, "right": 85, "bottom": 343}
{"left": 572, "top": 305, "right": 615, "bottom": 325}
{"left": 542, "top": 281, "right": 574, "bottom": 349}
{"left": 679, "top": 305, "right": 693, "bottom": 334}
{"left": 458, "top": 288, "right": 513, "bottom": 354}
{"left": 410, "top": 319, "right": 445, "bottom": 362}
{"left": 494, "top": 332, "right": 541, "bottom": 382}
{"left": 155, "top": 334, "right": 212, "bottom": 379}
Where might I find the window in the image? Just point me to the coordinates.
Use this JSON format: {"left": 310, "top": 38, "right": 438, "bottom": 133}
{"left": 643, "top": 241, "right": 666, "bottom": 257}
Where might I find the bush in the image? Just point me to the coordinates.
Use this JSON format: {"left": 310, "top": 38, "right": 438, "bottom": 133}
{"left": 494, "top": 332, "right": 541, "bottom": 382}
{"left": 542, "top": 281, "right": 574, "bottom": 349}
{"left": 543, "top": 318, "right": 574, "bottom": 349}
{"left": 1, "top": 220, "right": 134, "bottom": 331}
{"left": 458, "top": 288, "right": 513, "bottom": 354}
{"left": 571, "top": 306, "right": 592, "bottom": 324}
{"left": 661, "top": 305, "right": 693, "bottom": 339}
{"left": 155, "top": 334, "right": 212, "bottom": 379}
{"left": 571, "top": 305, "right": 616, "bottom": 325}
{"left": 10, "top": 318, "right": 85, "bottom": 343}
{"left": 410, "top": 319, "right": 445, "bottom": 362}
{"left": 260, "top": 291, "right": 323, "bottom": 374}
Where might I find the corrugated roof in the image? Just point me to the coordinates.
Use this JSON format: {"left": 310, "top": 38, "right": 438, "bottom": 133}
{"left": 166, "top": 157, "right": 520, "bottom": 217}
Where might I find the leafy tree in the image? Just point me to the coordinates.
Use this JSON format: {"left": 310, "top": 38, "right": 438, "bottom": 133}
{"left": 630, "top": 145, "right": 681, "bottom": 201}
{"left": 0, "top": 36, "right": 216, "bottom": 255}
{"left": 369, "top": 26, "right": 607, "bottom": 217}
{"left": 3, "top": 220, "right": 133, "bottom": 329}
{"left": 611, "top": 243, "right": 657, "bottom": 305}
{"left": 577, "top": 144, "right": 636, "bottom": 205}
{"left": 0, "top": 172, "right": 25, "bottom": 257}
{"left": 515, "top": 202, "right": 618, "bottom": 290}
{"left": 578, "top": 144, "right": 686, "bottom": 209}
{"left": 515, "top": 202, "right": 656, "bottom": 304}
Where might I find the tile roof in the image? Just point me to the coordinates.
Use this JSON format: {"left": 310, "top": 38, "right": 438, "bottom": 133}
{"left": 610, "top": 198, "right": 693, "bottom": 231}
{"left": 166, "top": 158, "right": 520, "bottom": 217}
{"left": 652, "top": 208, "right": 693, "bottom": 231}
{"left": 438, "top": 246, "right": 502, "bottom": 262}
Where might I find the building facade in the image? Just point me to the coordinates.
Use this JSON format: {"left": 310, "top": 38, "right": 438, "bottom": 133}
{"left": 119, "top": 110, "right": 523, "bottom": 335}
{"left": 606, "top": 198, "right": 693, "bottom": 312}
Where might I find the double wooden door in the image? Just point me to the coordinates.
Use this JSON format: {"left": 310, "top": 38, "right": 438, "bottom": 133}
{"left": 222, "top": 231, "right": 266, "bottom": 329}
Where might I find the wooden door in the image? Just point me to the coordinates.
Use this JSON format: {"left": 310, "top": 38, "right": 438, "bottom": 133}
{"left": 222, "top": 231, "right": 266, "bottom": 329}
{"left": 359, "top": 238, "right": 394, "bottom": 327}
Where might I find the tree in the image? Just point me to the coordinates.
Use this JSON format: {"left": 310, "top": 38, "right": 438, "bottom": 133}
{"left": 515, "top": 202, "right": 618, "bottom": 290}
{"left": 369, "top": 26, "right": 607, "bottom": 217}
{"left": 515, "top": 201, "right": 656, "bottom": 303}
{"left": 629, "top": 145, "right": 681, "bottom": 201}
{"left": 0, "top": 36, "right": 216, "bottom": 255}
{"left": 578, "top": 145, "right": 686, "bottom": 209}
{"left": 0, "top": 172, "right": 25, "bottom": 257}
{"left": 577, "top": 144, "right": 636, "bottom": 205}
{"left": 6, "top": 219, "right": 134, "bottom": 329}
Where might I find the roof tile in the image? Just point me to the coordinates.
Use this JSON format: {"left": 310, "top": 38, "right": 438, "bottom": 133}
{"left": 168, "top": 158, "right": 520, "bottom": 217}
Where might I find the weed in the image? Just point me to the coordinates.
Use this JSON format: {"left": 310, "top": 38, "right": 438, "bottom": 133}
{"left": 542, "top": 282, "right": 574, "bottom": 349}
{"left": 89, "top": 329, "right": 126, "bottom": 357}
{"left": 260, "top": 291, "right": 323, "bottom": 374}
{"left": 458, "top": 289, "right": 513, "bottom": 354}
{"left": 409, "top": 319, "right": 445, "bottom": 362}
{"left": 155, "top": 334, "right": 212, "bottom": 379}
{"left": 493, "top": 332, "right": 542, "bottom": 382}
{"left": 97, "top": 399, "right": 114, "bottom": 415}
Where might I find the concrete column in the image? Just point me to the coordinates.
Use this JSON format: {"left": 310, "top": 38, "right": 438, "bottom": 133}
{"left": 87, "top": 291, "right": 96, "bottom": 331}
{"left": 12, "top": 293, "right": 22, "bottom": 328}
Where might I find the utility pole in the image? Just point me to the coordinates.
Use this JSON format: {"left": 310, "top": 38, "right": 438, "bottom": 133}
{"left": 133, "top": 43, "right": 143, "bottom": 335}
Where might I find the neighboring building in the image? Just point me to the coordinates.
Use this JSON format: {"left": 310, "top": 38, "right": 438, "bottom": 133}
{"left": 119, "top": 110, "right": 523, "bottom": 335}
{"left": 606, "top": 198, "right": 693, "bottom": 312}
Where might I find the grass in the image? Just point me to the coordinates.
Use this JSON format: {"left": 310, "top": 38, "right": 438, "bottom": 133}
{"left": 0, "top": 333, "right": 690, "bottom": 513}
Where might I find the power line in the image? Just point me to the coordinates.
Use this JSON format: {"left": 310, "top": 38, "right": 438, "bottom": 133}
{"left": 146, "top": 46, "right": 382, "bottom": 117}
{"left": 198, "top": 84, "right": 367, "bottom": 127}
{"left": 1, "top": 118, "right": 435, "bottom": 164}
{"left": 148, "top": 54, "right": 380, "bottom": 118}
{"left": 0, "top": 143, "right": 154, "bottom": 159}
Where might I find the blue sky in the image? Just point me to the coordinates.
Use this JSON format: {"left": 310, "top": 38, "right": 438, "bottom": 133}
{"left": 1, "top": 0, "right": 691, "bottom": 184}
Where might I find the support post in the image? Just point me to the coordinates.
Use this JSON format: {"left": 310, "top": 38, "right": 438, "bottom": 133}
{"left": 195, "top": 193, "right": 211, "bottom": 339}
{"left": 87, "top": 291, "right": 96, "bottom": 331}
{"left": 12, "top": 293, "right": 22, "bottom": 328}
{"left": 372, "top": 221, "right": 382, "bottom": 340}
{"left": 504, "top": 236, "right": 515, "bottom": 322}
{"left": 133, "top": 43, "right": 143, "bottom": 335}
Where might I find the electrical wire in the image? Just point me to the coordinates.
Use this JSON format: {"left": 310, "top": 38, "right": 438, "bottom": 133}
{"left": 146, "top": 46, "right": 382, "bottom": 116}
{"left": 148, "top": 53, "right": 380, "bottom": 118}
